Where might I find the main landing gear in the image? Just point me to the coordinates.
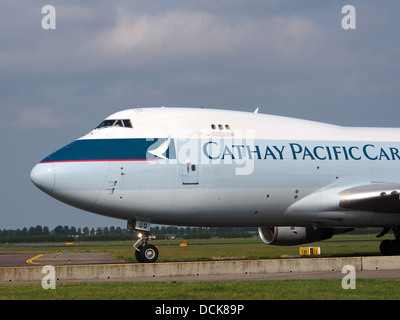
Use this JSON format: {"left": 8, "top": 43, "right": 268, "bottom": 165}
{"left": 128, "top": 220, "right": 159, "bottom": 263}
{"left": 378, "top": 227, "right": 400, "bottom": 255}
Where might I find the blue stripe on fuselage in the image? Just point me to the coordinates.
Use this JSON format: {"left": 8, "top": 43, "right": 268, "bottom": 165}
{"left": 40, "top": 138, "right": 176, "bottom": 163}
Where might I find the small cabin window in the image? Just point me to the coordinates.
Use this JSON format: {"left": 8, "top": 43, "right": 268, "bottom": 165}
{"left": 218, "top": 124, "right": 223, "bottom": 130}
{"left": 225, "top": 124, "right": 230, "bottom": 130}
{"left": 211, "top": 124, "right": 216, "bottom": 130}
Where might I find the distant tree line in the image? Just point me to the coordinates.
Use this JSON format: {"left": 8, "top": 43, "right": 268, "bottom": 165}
{"left": 0, "top": 225, "right": 257, "bottom": 243}
{"left": 0, "top": 225, "right": 135, "bottom": 243}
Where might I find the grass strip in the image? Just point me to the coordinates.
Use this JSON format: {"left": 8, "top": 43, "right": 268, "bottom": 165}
{"left": 0, "top": 279, "right": 399, "bottom": 300}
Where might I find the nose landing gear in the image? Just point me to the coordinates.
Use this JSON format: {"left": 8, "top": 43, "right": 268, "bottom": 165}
{"left": 133, "top": 232, "right": 159, "bottom": 263}
{"left": 128, "top": 220, "right": 159, "bottom": 263}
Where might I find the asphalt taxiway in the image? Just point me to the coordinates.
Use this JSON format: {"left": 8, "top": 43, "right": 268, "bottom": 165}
{"left": 0, "top": 252, "right": 115, "bottom": 267}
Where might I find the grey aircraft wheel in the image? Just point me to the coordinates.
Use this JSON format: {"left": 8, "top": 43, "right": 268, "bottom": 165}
{"left": 139, "top": 244, "right": 159, "bottom": 263}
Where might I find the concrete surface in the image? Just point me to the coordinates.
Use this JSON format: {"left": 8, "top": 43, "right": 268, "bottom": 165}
{"left": 0, "top": 255, "right": 399, "bottom": 284}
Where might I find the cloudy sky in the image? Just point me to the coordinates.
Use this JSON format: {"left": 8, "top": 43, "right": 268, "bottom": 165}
{"left": 1, "top": 1, "right": 399, "bottom": 230}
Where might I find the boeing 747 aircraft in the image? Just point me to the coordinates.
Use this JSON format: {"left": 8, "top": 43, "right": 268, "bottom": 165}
{"left": 30, "top": 107, "right": 400, "bottom": 262}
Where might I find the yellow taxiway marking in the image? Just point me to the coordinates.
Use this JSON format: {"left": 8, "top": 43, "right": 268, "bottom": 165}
{"left": 26, "top": 254, "right": 44, "bottom": 265}
{"left": 26, "top": 252, "right": 63, "bottom": 265}
{"left": 25, "top": 252, "right": 104, "bottom": 265}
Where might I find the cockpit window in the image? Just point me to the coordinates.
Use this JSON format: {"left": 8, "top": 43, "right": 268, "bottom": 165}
{"left": 96, "top": 119, "right": 133, "bottom": 129}
{"left": 123, "top": 119, "right": 132, "bottom": 128}
{"left": 96, "top": 120, "right": 116, "bottom": 128}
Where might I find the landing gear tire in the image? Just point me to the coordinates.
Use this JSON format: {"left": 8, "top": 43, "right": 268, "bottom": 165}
{"left": 135, "top": 245, "right": 143, "bottom": 262}
{"left": 380, "top": 239, "right": 400, "bottom": 255}
{"left": 135, "top": 244, "right": 158, "bottom": 263}
{"left": 380, "top": 240, "right": 393, "bottom": 255}
{"left": 140, "top": 244, "right": 159, "bottom": 263}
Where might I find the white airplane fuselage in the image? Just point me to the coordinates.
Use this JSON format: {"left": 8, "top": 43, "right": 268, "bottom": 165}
{"left": 31, "top": 107, "right": 400, "bottom": 230}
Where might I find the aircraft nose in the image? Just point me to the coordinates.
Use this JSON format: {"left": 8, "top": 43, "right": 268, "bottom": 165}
{"left": 30, "top": 162, "right": 55, "bottom": 194}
